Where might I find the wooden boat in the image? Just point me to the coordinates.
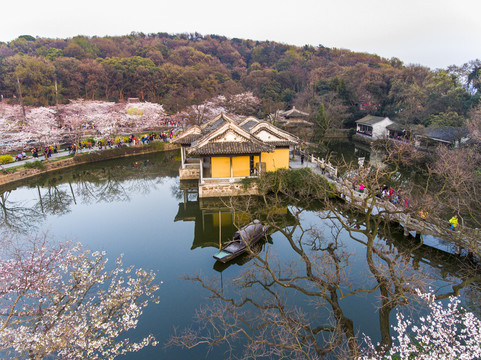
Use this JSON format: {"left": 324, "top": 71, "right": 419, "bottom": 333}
{"left": 213, "top": 220, "right": 269, "bottom": 263}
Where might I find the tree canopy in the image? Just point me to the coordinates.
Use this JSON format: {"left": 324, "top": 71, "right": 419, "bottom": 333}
{"left": 0, "top": 33, "right": 478, "bottom": 123}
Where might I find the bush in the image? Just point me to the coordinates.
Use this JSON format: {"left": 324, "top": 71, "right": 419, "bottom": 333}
{"left": 0, "top": 155, "right": 14, "bottom": 164}
{"left": 259, "top": 168, "right": 329, "bottom": 199}
{"left": 146, "top": 141, "right": 165, "bottom": 151}
{"left": 24, "top": 160, "right": 45, "bottom": 170}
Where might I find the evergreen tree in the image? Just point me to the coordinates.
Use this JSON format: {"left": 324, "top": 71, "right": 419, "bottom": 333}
{"left": 313, "top": 104, "right": 328, "bottom": 142}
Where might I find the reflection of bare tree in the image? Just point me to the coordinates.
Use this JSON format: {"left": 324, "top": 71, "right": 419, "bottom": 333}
{"left": 0, "top": 151, "right": 180, "bottom": 233}
{"left": 35, "top": 182, "right": 73, "bottom": 216}
{"left": 170, "top": 167, "right": 481, "bottom": 358}
{"left": 0, "top": 190, "right": 44, "bottom": 234}
{"left": 72, "top": 168, "right": 131, "bottom": 205}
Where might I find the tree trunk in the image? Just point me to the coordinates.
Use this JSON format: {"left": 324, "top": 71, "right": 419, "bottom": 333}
{"left": 54, "top": 77, "right": 62, "bottom": 127}
{"left": 16, "top": 75, "right": 26, "bottom": 123}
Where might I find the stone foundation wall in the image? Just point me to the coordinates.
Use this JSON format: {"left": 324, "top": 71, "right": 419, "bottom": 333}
{"left": 0, "top": 144, "right": 178, "bottom": 187}
{"left": 199, "top": 181, "right": 258, "bottom": 198}
{"left": 179, "top": 167, "right": 200, "bottom": 180}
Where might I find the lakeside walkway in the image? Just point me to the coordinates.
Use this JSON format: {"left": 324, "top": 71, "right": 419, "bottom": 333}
{"left": 289, "top": 152, "right": 479, "bottom": 257}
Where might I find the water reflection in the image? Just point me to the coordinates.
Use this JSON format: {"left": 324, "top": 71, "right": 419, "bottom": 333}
{"left": 1, "top": 150, "right": 480, "bottom": 359}
{"left": 171, "top": 186, "right": 481, "bottom": 358}
{"left": 0, "top": 151, "right": 179, "bottom": 235}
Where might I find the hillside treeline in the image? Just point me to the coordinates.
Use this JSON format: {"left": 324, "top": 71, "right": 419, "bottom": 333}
{"left": 0, "top": 32, "right": 480, "bottom": 127}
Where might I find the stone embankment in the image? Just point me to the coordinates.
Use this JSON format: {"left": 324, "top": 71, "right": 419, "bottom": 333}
{"left": 0, "top": 143, "right": 179, "bottom": 187}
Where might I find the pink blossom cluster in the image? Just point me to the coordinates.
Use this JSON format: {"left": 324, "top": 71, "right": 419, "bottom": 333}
{"left": 185, "top": 92, "right": 261, "bottom": 124}
{"left": 0, "top": 241, "right": 160, "bottom": 359}
{"left": 0, "top": 100, "right": 170, "bottom": 152}
{"left": 361, "top": 289, "right": 481, "bottom": 359}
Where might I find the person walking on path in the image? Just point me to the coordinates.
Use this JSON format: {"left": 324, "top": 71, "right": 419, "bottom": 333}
{"left": 359, "top": 183, "right": 365, "bottom": 193}
{"left": 449, "top": 215, "right": 459, "bottom": 231}
{"left": 301, "top": 153, "right": 304, "bottom": 165}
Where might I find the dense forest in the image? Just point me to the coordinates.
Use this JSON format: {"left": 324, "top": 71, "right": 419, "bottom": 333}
{"left": 0, "top": 32, "right": 480, "bottom": 128}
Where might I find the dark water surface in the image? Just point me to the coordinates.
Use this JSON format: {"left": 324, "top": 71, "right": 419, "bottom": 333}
{"left": 1, "top": 149, "right": 479, "bottom": 359}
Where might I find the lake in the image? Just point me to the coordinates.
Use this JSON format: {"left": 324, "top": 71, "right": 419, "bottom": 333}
{"left": 1, "top": 149, "right": 479, "bottom": 359}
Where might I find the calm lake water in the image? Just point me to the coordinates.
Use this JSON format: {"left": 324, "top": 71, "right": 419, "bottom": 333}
{"left": 1, "top": 149, "right": 480, "bottom": 359}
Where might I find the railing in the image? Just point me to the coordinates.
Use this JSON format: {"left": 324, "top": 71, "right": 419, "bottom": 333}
{"left": 202, "top": 176, "right": 257, "bottom": 184}
{"left": 183, "top": 158, "right": 201, "bottom": 169}
{"left": 309, "top": 155, "right": 338, "bottom": 178}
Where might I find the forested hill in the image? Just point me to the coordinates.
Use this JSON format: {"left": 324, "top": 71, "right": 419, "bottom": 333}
{"left": 0, "top": 32, "right": 480, "bottom": 127}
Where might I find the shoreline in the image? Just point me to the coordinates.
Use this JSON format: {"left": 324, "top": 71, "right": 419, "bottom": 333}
{"left": 0, "top": 142, "right": 179, "bottom": 188}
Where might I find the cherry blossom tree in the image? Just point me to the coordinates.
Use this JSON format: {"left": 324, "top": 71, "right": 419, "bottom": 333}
{"left": 360, "top": 289, "right": 481, "bottom": 360}
{"left": 183, "top": 92, "right": 261, "bottom": 125}
{"left": 24, "top": 107, "right": 62, "bottom": 147}
{"left": 0, "top": 236, "right": 160, "bottom": 359}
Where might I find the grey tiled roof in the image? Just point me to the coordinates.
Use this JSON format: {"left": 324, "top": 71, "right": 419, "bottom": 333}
{"left": 280, "top": 107, "right": 309, "bottom": 118}
{"left": 172, "top": 133, "right": 203, "bottom": 145}
{"left": 240, "top": 119, "right": 259, "bottom": 131}
{"left": 188, "top": 141, "right": 274, "bottom": 155}
{"left": 355, "top": 115, "right": 388, "bottom": 125}
{"left": 424, "top": 126, "right": 469, "bottom": 142}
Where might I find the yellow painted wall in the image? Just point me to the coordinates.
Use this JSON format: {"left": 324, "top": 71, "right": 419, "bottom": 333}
{"left": 262, "top": 148, "right": 290, "bottom": 172}
{"left": 211, "top": 157, "right": 230, "bottom": 178}
{"left": 232, "top": 156, "right": 250, "bottom": 177}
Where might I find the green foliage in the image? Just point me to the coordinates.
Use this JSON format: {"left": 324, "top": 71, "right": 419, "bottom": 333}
{"left": 45, "top": 48, "right": 63, "bottom": 61}
{"left": 0, "top": 33, "right": 476, "bottom": 125}
{"left": 240, "top": 176, "right": 259, "bottom": 190}
{"left": 0, "top": 155, "right": 14, "bottom": 164}
{"left": 424, "top": 111, "right": 466, "bottom": 127}
{"left": 24, "top": 160, "right": 44, "bottom": 169}
{"left": 258, "top": 168, "right": 329, "bottom": 199}
{"left": 18, "top": 35, "right": 36, "bottom": 42}
{"left": 313, "top": 104, "right": 329, "bottom": 141}
{"left": 146, "top": 141, "right": 165, "bottom": 150}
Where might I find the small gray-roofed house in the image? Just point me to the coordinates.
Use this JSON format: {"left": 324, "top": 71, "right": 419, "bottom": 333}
{"left": 355, "top": 115, "right": 394, "bottom": 140}
{"left": 175, "top": 112, "right": 300, "bottom": 197}
{"left": 386, "top": 122, "right": 416, "bottom": 141}
{"left": 416, "top": 126, "right": 470, "bottom": 148}
{"left": 279, "top": 106, "right": 309, "bottom": 118}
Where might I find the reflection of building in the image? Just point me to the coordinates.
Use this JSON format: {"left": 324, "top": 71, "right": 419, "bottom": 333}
{"left": 173, "top": 113, "right": 299, "bottom": 198}
{"left": 355, "top": 115, "right": 393, "bottom": 140}
{"left": 174, "top": 188, "right": 294, "bottom": 272}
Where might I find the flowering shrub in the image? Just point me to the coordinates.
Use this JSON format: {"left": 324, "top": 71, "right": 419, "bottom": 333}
{"left": 0, "top": 155, "right": 13, "bottom": 164}
{"left": 127, "top": 108, "right": 144, "bottom": 116}
{"left": 361, "top": 289, "right": 481, "bottom": 359}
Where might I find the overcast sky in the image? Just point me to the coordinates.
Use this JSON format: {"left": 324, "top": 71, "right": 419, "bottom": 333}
{"left": 1, "top": 0, "right": 479, "bottom": 69}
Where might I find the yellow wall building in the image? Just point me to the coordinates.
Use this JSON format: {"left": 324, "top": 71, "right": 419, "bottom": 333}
{"left": 175, "top": 113, "right": 300, "bottom": 197}
{"left": 260, "top": 148, "right": 290, "bottom": 172}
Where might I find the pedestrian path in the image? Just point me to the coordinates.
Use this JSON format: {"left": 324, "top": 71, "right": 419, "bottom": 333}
{"left": 1, "top": 148, "right": 96, "bottom": 169}
{"left": 289, "top": 152, "right": 479, "bottom": 255}
{"left": 1, "top": 140, "right": 169, "bottom": 170}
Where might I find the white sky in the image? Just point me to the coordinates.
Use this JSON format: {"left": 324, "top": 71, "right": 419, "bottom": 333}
{"left": 1, "top": 0, "right": 480, "bottom": 69}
